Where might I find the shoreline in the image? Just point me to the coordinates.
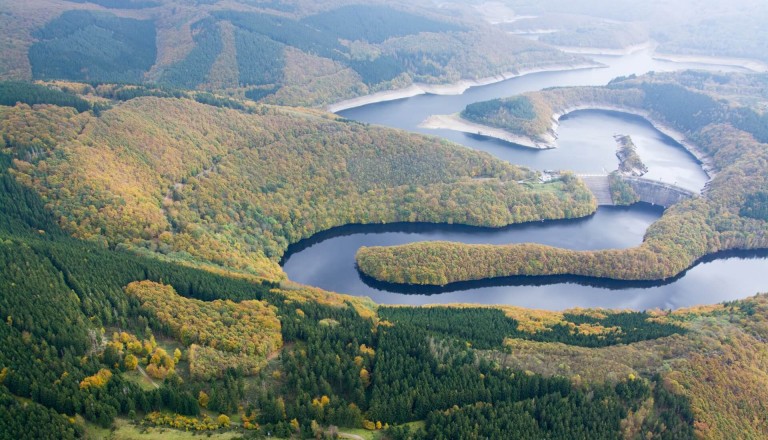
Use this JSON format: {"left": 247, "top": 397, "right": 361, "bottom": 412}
{"left": 550, "top": 105, "right": 715, "bottom": 180}
{"left": 326, "top": 62, "right": 603, "bottom": 113}
{"left": 418, "top": 114, "right": 555, "bottom": 149}
{"left": 652, "top": 52, "right": 768, "bottom": 73}
{"left": 543, "top": 39, "right": 768, "bottom": 72}
{"left": 552, "top": 41, "right": 655, "bottom": 56}
{"left": 421, "top": 104, "right": 715, "bottom": 181}
{"left": 326, "top": 48, "right": 768, "bottom": 113}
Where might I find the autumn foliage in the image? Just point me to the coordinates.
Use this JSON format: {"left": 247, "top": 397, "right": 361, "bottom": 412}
{"left": 1, "top": 94, "right": 595, "bottom": 281}
{"left": 125, "top": 280, "right": 282, "bottom": 379}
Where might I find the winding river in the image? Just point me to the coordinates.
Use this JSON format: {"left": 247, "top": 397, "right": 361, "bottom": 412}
{"left": 282, "top": 47, "right": 768, "bottom": 310}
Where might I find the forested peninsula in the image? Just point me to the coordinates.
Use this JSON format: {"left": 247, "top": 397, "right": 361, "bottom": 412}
{"left": 357, "top": 71, "right": 768, "bottom": 285}
{"left": 0, "top": 81, "right": 596, "bottom": 282}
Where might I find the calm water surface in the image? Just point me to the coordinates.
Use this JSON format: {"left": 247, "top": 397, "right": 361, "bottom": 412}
{"left": 282, "top": 49, "right": 768, "bottom": 310}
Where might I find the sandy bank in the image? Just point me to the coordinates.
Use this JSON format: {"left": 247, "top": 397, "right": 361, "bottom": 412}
{"left": 422, "top": 104, "right": 715, "bottom": 181}
{"left": 326, "top": 62, "right": 603, "bottom": 113}
{"left": 552, "top": 41, "right": 655, "bottom": 56}
{"left": 652, "top": 52, "right": 768, "bottom": 73}
{"left": 419, "top": 114, "right": 555, "bottom": 149}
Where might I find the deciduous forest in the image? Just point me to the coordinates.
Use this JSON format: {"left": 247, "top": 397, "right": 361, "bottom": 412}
{"left": 0, "top": 83, "right": 595, "bottom": 282}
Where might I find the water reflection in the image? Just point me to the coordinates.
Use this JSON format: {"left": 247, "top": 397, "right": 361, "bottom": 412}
{"left": 358, "top": 250, "right": 768, "bottom": 296}
{"left": 351, "top": 251, "right": 768, "bottom": 311}
{"left": 282, "top": 206, "right": 662, "bottom": 301}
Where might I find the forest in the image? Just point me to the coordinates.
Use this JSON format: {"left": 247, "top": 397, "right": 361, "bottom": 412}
{"left": 29, "top": 10, "right": 157, "bottom": 83}
{"left": 609, "top": 172, "right": 640, "bottom": 206}
{"left": 158, "top": 18, "right": 223, "bottom": 89}
{"left": 0, "top": 80, "right": 767, "bottom": 440}
{"left": 301, "top": 5, "right": 463, "bottom": 44}
{"left": 1, "top": 0, "right": 589, "bottom": 107}
{"left": 357, "top": 71, "right": 768, "bottom": 285}
{"left": 2, "top": 1, "right": 768, "bottom": 438}
{"left": 0, "top": 81, "right": 92, "bottom": 113}
{"left": 379, "top": 307, "right": 686, "bottom": 349}
{"left": 208, "top": 8, "right": 464, "bottom": 87}
{"left": 3, "top": 75, "right": 765, "bottom": 438}
{"left": 126, "top": 280, "right": 282, "bottom": 380}
{"left": 0, "top": 164, "right": 697, "bottom": 438}
{"left": 461, "top": 96, "right": 537, "bottom": 133}
{"left": 0, "top": 85, "right": 596, "bottom": 282}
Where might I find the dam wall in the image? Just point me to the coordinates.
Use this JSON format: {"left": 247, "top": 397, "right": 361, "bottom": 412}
{"left": 577, "top": 174, "right": 697, "bottom": 207}
{"left": 622, "top": 176, "right": 697, "bottom": 208}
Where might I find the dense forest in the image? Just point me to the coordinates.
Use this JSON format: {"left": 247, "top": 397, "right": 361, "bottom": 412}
{"left": 0, "top": 0, "right": 589, "bottom": 107}
{"left": 0, "top": 153, "right": 704, "bottom": 437}
{"left": 0, "top": 150, "right": 708, "bottom": 437}
{"left": 379, "top": 307, "right": 686, "bottom": 348}
{"left": 358, "top": 71, "right": 768, "bottom": 285}
{"left": 2, "top": 74, "right": 767, "bottom": 438}
{"left": 0, "top": 81, "right": 92, "bottom": 112}
{"left": 157, "top": 18, "right": 223, "bottom": 89}
{"left": 302, "top": 5, "right": 463, "bottom": 44}
{"left": 2, "top": 2, "right": 768, "bottom": 438}
{"left": 461, "top": 95, "right": 538, "bottom": 135}
{"left": 29, "top": 10, "right": 157, "bottom": 83}
{"left": 0, "top": 84, "right": 596, "bottom": 282}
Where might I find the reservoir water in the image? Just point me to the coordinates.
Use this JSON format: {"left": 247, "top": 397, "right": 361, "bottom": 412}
{"left": 282, "top": 47, "right": 768, "bottom": 310}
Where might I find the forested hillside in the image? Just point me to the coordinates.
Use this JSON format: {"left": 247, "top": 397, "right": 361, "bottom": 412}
{"left": 0, "top": 82, "right": 595, "bottom": 281}
{"left": 0, "top": 0, "right": 589, "bottom": 107}
{"left": 358, "top": 71, "right": 768, "bottom": 285}
{"left": 2, "top": 2, "right": 768, "bottom": 439}
{"left": 0, "top": 161, "right": 765, "bottom": 438}
{"left": 29, "top": 10, "right": 157, "bottom": 83}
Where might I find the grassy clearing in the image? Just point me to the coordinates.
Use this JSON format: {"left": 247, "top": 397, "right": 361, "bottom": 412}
{"left": 91, "top": 418, "right": 249, "bottom": 440}
{"left": 121, "top": 369, "right": 159, "bottom": 391}
{"left": 337, "top": 427, "right": 386, "bottom": 440}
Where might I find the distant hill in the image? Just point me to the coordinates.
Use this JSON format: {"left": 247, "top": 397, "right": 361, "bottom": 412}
{"left": 0, "top": 0, "right": 588, "bottom": 106}
{"left": 492, "top": 0, "right": 768, "bottom": 63}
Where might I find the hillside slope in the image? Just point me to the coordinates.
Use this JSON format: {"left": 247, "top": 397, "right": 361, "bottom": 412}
{"left": 0, "top": 0, "right": 590, "bottom": 107}
{"left": 0, "top": 163, "right": 765, "bottom": 438}
{"left": 1, "top": 84, "right": 595, "bottom": 280}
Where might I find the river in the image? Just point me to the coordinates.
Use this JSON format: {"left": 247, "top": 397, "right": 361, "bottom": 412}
{"left": 282, "top": 47, "right": 768, "bottom": 310}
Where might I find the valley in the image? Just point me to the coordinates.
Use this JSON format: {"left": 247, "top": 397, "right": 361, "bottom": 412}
{"left": 1, "top": 1, "right": 768, "bottom": 439}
